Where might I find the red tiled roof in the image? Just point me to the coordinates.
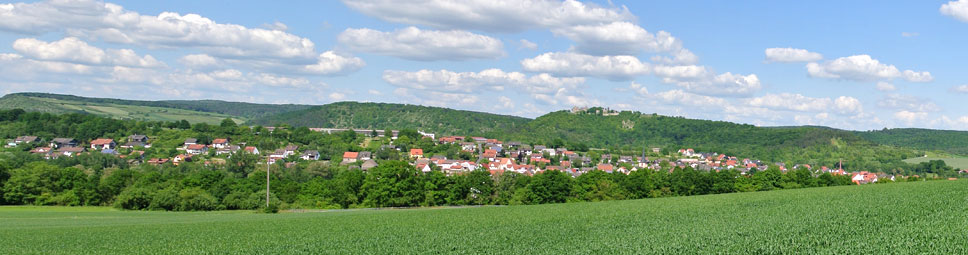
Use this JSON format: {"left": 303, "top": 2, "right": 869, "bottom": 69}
{"left": 343, "top": 152, "right": 359, "bottom": 159}
{"left": 187, "top": 144, "right": 206, "bottom": 150}
{"left": 90, "top": 138, "right": 114, "bottom": 145}
{"left": 212, "top": 138, "right": 228, "bottom": 144}
{"left": 410, "top": 149, "right": 423, "bottom": 155}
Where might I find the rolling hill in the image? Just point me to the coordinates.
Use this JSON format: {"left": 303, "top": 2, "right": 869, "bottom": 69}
{"left": 855, "top": 128, "right": 968, "bottom": 156}
{"left": 248, "top": 101, "right": 531, "bottom": 137}
{"left": 0, "top": 93, "right": 313, "bottom": 122}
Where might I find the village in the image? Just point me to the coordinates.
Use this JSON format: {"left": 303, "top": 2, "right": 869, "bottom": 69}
{"left": 5, "top": 126, "right": 910, "bottom": 185}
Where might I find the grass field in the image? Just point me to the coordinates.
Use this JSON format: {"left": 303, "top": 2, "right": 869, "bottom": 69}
{"left": 0, "top": 95, "right": 243, "bottom": 124}
{"left": 904, "top": 156, "right": 968, "bottom": 170}
{"left": 1, "top": 180, "right": 966, "bottom": 254}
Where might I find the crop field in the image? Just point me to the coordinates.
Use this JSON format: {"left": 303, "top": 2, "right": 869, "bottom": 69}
{"left": 904, "top": 157, "right": 968, "bottom": 170}
{"left": 0, "top": 96, "right": 243, "bottom": 124}
{"left": 1, "top": 180, "right": 966, "bottom": 254}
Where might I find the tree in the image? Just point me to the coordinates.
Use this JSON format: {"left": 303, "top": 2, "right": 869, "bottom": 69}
{"left": 361, "top": 161, "right": 423, "bottom": 207}
{"left": 528, "top": 170, "right": 574, "bottom": 204}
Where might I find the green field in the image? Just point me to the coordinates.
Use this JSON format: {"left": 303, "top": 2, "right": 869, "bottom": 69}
{"left": 904, "top": 157, "right": 968, "bottom": 170}
{"left": 1, "top": 180, "right": 965, "bottom": 254}
{"left": 0, "top": 95, "right": 243, "bottom": 124}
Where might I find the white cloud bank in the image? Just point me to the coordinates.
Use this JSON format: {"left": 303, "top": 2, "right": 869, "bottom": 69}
{"left": 941, "top": 0, "right": 968, "bottom": 22}
{"left": 764, "top": 48, "right": 823, "bottom": 63}
{"left": 338, "top": 27, "right": 505, "bottom": 61}
{"left": 806, "top": 55, "right": 933, "bottom": 82}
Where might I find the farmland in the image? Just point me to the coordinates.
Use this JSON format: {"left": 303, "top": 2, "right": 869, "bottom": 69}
{"left": 1, "top": 180, "right": 965, "bottom": 254}
{"left": 0, "top": 94, "right": 243, "bottom": 124}
{"left": 904, "top": 157, "right": 968, "bottom": 170}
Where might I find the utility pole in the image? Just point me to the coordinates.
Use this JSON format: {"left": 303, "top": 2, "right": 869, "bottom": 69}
{"left": 266, "top": 159, "right": 270, "bottom": 208}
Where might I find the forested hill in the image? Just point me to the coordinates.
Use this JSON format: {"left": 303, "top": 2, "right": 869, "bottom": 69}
{"left": 0, "top": 93, "right": 312, "bottom": 119}
{"left": 248, "top": 102, "right": 531, "bottom": 137}
{"left": 855, "top": 128, "right": 968, "bottom": 155}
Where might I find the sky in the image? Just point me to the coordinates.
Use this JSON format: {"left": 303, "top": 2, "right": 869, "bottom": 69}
{"left": 1, "top": 0, "right": 967, "bottom": 131}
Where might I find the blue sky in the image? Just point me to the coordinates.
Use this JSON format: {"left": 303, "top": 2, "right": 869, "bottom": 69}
{"left": 1, "top": 0, "right": 967, "bottom": 130}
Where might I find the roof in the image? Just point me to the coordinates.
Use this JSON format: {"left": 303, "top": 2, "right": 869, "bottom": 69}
{"left": 410, "top": 148, "right": 423, "bottom": 155}
{"left": 187, "top": 144, "right": 207, "bottom": 150}
{"left": 90, "top": 138, "right": 114, "bottom": 145}
{"left": 212, "top": 138, "right": 228, "bottom": 144}
{"left": 52, "top": 138, "right": 76, "bottom": 143}
{"left": 361, "top": 159, "right": 379, "bottom": 169}
{"left": 128, "top": 134, "right": 148, "bottom": 140}
{"left": 343, "top": 151, "right": 359, "bottom": 159}
{"left": 184, "top": 138, "right": 198, "bottom": 144}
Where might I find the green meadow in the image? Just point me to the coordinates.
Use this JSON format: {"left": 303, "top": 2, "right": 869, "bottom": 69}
{"left": 1, "top": 180, "right": 965, "bottom": 254}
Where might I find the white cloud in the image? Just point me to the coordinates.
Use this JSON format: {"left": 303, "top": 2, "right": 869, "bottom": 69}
{"left": 520, "top": 52, "right": 649, "bottom": 81}
{"left": 941, "top": 0, "right": 968, "bottom": 22}
{"left": 301, "top": 51, "right": 366, "bottom": 75}
{"left": 877, "top": 94, "right": 941, "bottom": 112}
{"left": 383, "top": 68, "right": 584, "bottom": 95}
{"left": 519, "top": 39, "right": 538, "bottom": 50}
{"left": 901, "top": 32, "right": 919, "bottom": 37}
{"left": 894, "top": 110, "right": 928, "bottom": 124}
{"left": 834, "top": 96, "right": 864, "bottom": 115}
{"left": 337, "top": 27, "right": 504, "bottom": 61}
{"left": 952, "top": 84, "right": 968, "bottom": 93}
{"left": 655, "top": 66, "right": 762, "bottom": 96}
{"left": 328, "top": 92, "right": 346, "bottom": 101}
{"left": 341, "top": 0, "right": 634, "bottom": 33}
{"left": 13, "top": 37, "right": 165, "bottom": 68}
{"left": 764, "top": 48, "right": 823, "bottom": 63}
{"left": 178, "top": 54, "right": 220, "bottom": 69}
{"left": 262, "top": 21, "right": 288, "bottom": 31}
{"left": 367, "top": 89, "right": 382, "bottom": 95}
{"left": 0, "top": 53, "right": 93, "bottom": 78}
{"left": 0, "top": 0, "right": 317, "bottom": 62}
{"left": 806, "top": 55, "right": 932, "bottom": 82}
{"left": 875, "top": 81, "right": 896, "bottom": 92}
{"left": 550, "top": 21, "right": 682, "bottom": 55}
{"left": 748, "top": 93, "right": 830, "bottom": 112}
{"left": 628, "top": 82, "right": 649, "bottom": 97}
{"left": 382, "top": 68, "right": 590, "bottom": 106}
{"left": 650, "top": 49, "right": 698, "bottom": 65}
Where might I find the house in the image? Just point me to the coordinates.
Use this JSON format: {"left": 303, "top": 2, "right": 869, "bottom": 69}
{"left": 56, "top": 146, "right": 85, "bottom": 157}
{"left": 301, "top": 150, "right": 320, "bottom": 161}
{"left": 216, "top": 145, "right": 241, "bottom": 156}
{"left": 460, "top": 142, "right": 477, "bottom": 152}
{"left": 186, "top": 144, "right": 208, "bottom": 155}
{"left": 482, "top": 149, "right": 498, "bottom": 160}
{"left": 30, "top": 147, "right": 53, "bottom": 158}
{"left": 101, "top": 149, "right": 119, "bottom": 155}
{"left": 597, "top": 164, "right": 615, "bottom": 173}
{"left": 183, "top": 138, "right": 198, "bottom": 147}
{"left": 283, "top": 145, "right": 299, "bottom": 156}
{"left": 120, "top": 141, "right": 149, "bottom": 149}
{"left": 212, "top": 138, "right": 230, "bottom": 149}
{"left": 90, "top": 138, "right": 116, "bottom": 150}
{"left": 147, "top": 158, "right": 170, "bottom": 165}
{"left": 361, "top": 159, "right": 379, "bottom": 170}
{"left": 342, "top": 152, "right": 359, "bottom": 163}
{"left": 50, "top": 138, "right": 78, "bottom": 148}
{"left": 12, "top": 136, "right": 40, "bottom": 146}
{"left": 173, "top": 154, "right": 193, "bottom": 165}
{"left": 243, "top": 146, "right": 260, "bottom": 155}
{"left": 358, "top": 151, "right": 372, "bottom": 161}
{"left": 128, "top": 135, "right": 149, "bottom": 143}
{"left": 410, "top": 148, "right": 424, "bottom": 159}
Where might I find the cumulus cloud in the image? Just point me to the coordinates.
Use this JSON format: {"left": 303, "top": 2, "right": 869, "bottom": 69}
{"left": 875, "top": 81, "right": 896, "bottom": 92}
{"left": 13, "top": 37, "right": 164, "bottom": 68}
{"left": 341, "top": 0, "right": 634, "bottom": 33}
{"left": 806, "top": 55, "right": 933, "bottom": 82}
{"left": 337, "top": 27, "right": 504, "bottom": 61}
{"left": 952, "top": 84, "right": 968, "bottom": 93}
{"left": 941, "top": 0, "right": 968, "bottom": 22}
{"left": 877, "top": 94, "right": 941, "bottom": 112}
{"left": 520, "top": 52, "right": 649, "bottom": 81}
{"left": 550, "top": 21, "right": 682, "bottom": 56}
{"left": 654, "top": 66, "right": 762, "bottom": 96}
{"left": 382, "top": 68, "right": 590, "bottom": 106}
{"left": 519, "top": 39, "right": 538, "bottom": 50}
{"left": 894, "top": 110, "right": 929, "bottom": 124}
{"left": 748, "top": 93, "right": 830, "bottom": 112}
{"left": 301, "top": 51, "right": 366, "bottom": 75}
{"left": 764, "top": 48, "right": 823, "bottom": 63}
{"left": 178, "top": 54, "right": 220, "bottom": 69}
{"left": 0, "top": 0, "right": 320, "bottom": 62}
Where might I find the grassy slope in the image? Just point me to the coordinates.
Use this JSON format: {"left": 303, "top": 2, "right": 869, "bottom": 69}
{"left": 1, "top": 180, "right": 965, "bottom": 254}
{"left": 0, "top": 94, "right": 242, "bottom": 124}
